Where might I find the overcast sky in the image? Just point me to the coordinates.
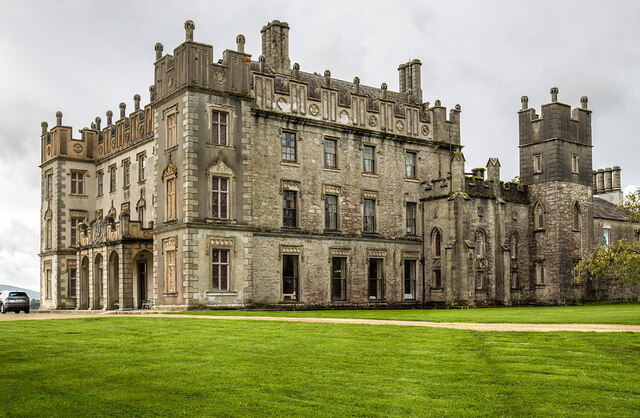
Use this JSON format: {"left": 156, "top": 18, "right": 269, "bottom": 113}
{"left": 1, "top": 0, "right": 639, "bottom": 291}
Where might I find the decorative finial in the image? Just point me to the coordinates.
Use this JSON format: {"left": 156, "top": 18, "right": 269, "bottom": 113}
{"left": 293, "top": 62, "right": 300, "bottom": 79}
{"left": 95, "top": 116, "right": 101, "bottom": 130}
{"left": 353, "top": 76, "right": 360, "bottom": 94}
{"left": 324, "top": 70, "right": 331, "bottom": 87}
{"left": 455, "top": 104, "right": 461, "bottom": 111}
{"left": 56, "top": 111, "right": 63, "bottom": 126}
{"left": 149, "top": 85, "right": 155, "bottom": 102}
{"left": 90, "top": 122, "right": 96, "bottom": 129}
{"left": 381, "top": 83, "right": 387, "bottom": 99}
{"left": 521, "top": 95, "right": 529, "bottom": 110}
{"left": 41, "top": 121, "right": 48, "bottom": 135}
{"left": 236, "top": 34, "right": 245, "bottom": 53}
{"left": 184, "top": 20, "right": 195, "bottom": 42}
{"left": 134, "top": 94, "right": 141, "bottom": 111}
{"left": 119, "top": 102, "right": 126, "bottom": 119}
{"left": 550, "top": 87, "right": 559, "bottom": 102}
{"left": 155, "top": 43, "right": 163, "bottom": 61}
{"left": 580, "top": 96, "right": 588, "bottom": 109}
{"left": 259, "top": 55, "right": 266, "bottom": 72}
{"left": 106, "top": 110, "right": 113, "bottom": 126}
{"left": 435, "top": 99, "right": 441, "bottom": 106}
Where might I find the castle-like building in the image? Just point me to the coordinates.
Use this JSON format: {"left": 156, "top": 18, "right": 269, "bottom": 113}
{"left": 39, "top": 20, "right": 640, "bottom": 310}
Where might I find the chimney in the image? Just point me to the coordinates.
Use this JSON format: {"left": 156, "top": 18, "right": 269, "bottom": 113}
{"left": 236, "top": 34, "right": 245, "bottom": 53}
{"left": 106, "top": 110, "right": 113, "bottom": 126}
{"left": 596, "top": 169, "right": 604, "bottom": 193}
{"left": 398, "top": 60, "right": 422, "bottom": 103}
{"left": 184, "top": 20, "right": 195, "bottom": 42}
{"left": 261, "top": 20, "right": 291, "bottom": 74}
{"left": 581, "top": 96, "right": 588, "bottom": 110}
{"left": 550, "top": 87, "right": 559, "bottom": 102}
{"left": 613, "top": 166, "right": 621, "bottom": 191}
{"left": 521, "top": 96, "right": 529, "bottom": 110}
{"left": 41, "top": 121, "right": 48, "bottom": 135}
{"left": 119, "top": 102, "right": 126, "bottom": 119}
{"left": 95, "top": 117, "right": 101, "bottom": 131}
{"left": 134, "top": 94, "right": 141, "bottom": 111}
{"left": 604, "top": 167, "right": 613, "bottom": 192}
{"left": 56, "top": 111, "right": 63, "bottom": 126}
{"left": 155, "top": 43, "right": 163, "bottom": 61}
{"left": 486, "top": 158, "right": 501, "bottom": 181}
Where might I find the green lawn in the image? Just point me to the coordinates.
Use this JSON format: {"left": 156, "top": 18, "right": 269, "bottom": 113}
{"left": 176, "top": 302, "right": 640, "bottom": 325}
{"left": 1, "top": 317, "right": 639, "bottom": 416}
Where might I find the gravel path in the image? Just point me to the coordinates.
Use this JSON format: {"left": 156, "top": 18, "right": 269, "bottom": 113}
{"left": 2, "top": 311, "right": 639, "bottom": 333}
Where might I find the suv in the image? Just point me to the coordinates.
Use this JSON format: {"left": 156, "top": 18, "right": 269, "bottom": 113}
{"left": 0, "top": 291, "right": 30, "bottom": 314}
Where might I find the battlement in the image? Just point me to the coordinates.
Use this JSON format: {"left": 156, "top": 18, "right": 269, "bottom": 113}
{"left": 152, "top": 20, "right": 461, "bottom": 144}
{"left": 519, "top": 87, "right": 592, "bottom": 146}
{"left": 40, "top": 95, "right": 153, "bottom": 165}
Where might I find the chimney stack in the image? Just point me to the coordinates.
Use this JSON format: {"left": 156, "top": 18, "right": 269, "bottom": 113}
{"left": 184, "top": 20, "right": 195, "bottom": 42}
{"left": 41, "top": 121, "right": 48, "bottom": 135}
{"left": 119, "top": 102, "right": 126, "bottom": 119}
{"left": 106, "top": 110, "right": 113, "bottom": 126}
{"left": 261, "top": 20, "right": 291, "bottom": 74}
{"left": 56, "top": 111, "right": 63, "bottom": 126}
{"left": 155, "top": 43, "right": 163, "bottom": 61}
{"left": 134, "top": 94, "right": 141, "bottom": 111}
{"left": 236, "top": 34, "right": 245, "bottom": 53}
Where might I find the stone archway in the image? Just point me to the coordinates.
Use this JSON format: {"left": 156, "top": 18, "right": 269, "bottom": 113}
{"left": 133, "top": 250, "right": 153, "bottom": 309}
{"left": 80, "top": 256, "right": 90, "bottom": 309}
{"left": 93, "top": 253, "right": 104, "bottom": 309}
{"left": 108, "top": 251, "right": 119, "bottom": 310}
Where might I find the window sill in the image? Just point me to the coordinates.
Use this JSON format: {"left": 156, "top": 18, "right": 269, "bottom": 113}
{"left": 281, "top": 226, "right": 301, "bottom": 232}
{"left": 362, "top": 232, "right": 379, "bottom": 237}
{"left": 362, "top": 173, "right": 378, "bottom": 178}
{"left": 281, "top": 161, "right": 300, "bottom": 167}
{"left": 404, "top": 178, "right": 419, "bottom": 183}
{"left": 163, "top": 292, "right": 178, "bottom": 297}
{"left": 123, "top": 186, "right": 130, "bottom": 190}
{"left": 535, "top": 283, "right": 546, "bottom": 289}
{"left": 206, "top": 218, "right": 236, "bottom": 225}
{"left": 430, "top": 288, "right": 444, "bottom": 293}
{"left": 164, "top": 145, "right": 179, "bottom": 154}
{"left": 206, "top": 143, "right": 235, "bottom": 149}
{"left": 205, "top": 290, "right": 237, "bottom": 296}
{"left": 138, "top": 180, "right": 146, "bottom": 185}
{"left": 323, "top": 229, "right": 342, "bottom": 235}
{"left": 164, "top": 220, "right": 178, "bottom": 226}
{"left": 70, "top": 194, "right": 88, "bottom": 198}
{"left": 323, "top": 167, "right": 340, "bottom": 172}
{"left": 368, "top": 298, "right": 386, "bottom": 302}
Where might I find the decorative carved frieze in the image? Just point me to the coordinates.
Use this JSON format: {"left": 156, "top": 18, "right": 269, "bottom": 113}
{"left": 368, "top": 249, "right": 387, "bottom": 258}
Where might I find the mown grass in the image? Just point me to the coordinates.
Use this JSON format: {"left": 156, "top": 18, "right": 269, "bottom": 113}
{"left": 175, "top": 302, "right": 640, "bottom": 324}
{"left": 1, "top": 317, "right": 639, "bottom": 416}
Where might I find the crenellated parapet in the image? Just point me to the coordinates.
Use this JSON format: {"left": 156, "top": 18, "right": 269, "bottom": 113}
{"left": 40, "top": 96, "right": 153, "bottom": 164}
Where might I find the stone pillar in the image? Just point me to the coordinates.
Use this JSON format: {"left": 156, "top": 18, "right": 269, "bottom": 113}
{"left": 155, "top": 43, "right": 163, "bottom": 61}
{"left": 56, "top": 111, "right": 63, "bottom": 126}
{"left": 596, "top": 169, "right": 605, "bottom": 193}
{"left": 604, "top": 167, "right": 613, "bottom": 192}
{"left": 613, "top": 166, "right": 621, "bottom": 190}
{"left": 184, "top": 20, "right": 195, "bottom": 42}
{"left": 236, "top": 34, "right": 245, "bottom": 53}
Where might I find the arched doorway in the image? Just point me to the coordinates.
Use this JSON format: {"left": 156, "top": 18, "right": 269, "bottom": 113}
{"left": 108, "top": 251, "right": 119, "bottom": 310}
{"left": 80, "top": 256, "right": 90, "bottom": 309}
{"left": 93, "top": 254, "right": 104, "bottom": 309}
{"left": 133, "top": 250, "right": 153, "bottom": 309}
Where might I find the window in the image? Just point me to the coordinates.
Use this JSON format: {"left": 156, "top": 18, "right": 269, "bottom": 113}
{"left": 282, "top": 255, "right": 299, "bottom": 301}
{"left": 324, "top": 138, "right": 337, "bottom": 168}
{"left": 211, "top": 249, "right": 230, "bottom": 291}
{"left": 363, "top": 198, "right": 376, "bottom": 233}
{"left": 70, "top": 171, "right": 85, "bottom": 195}
{"left": 138, "top": 206, "right": 145, "bottom": 227}
{"left": 69, "top": 267, "right": 77, "bottom": 297}
{"left": 281, "top": 131, "right": 296, "bottom": 162}
{"left": 510, "top": 233, "right": 518, "bottom": 289}
{"left": 283, "top": 190, "right": 297, "bottom": 227}
{"left": 406, "top": 202, "right": 417, "bottom": 235}
{"left": 166, "top": 249, "right": 176, "bottom": 293}
{"left": 46, "top": 171, "right": 53, "bottom": 198}
{"left": 433, "top": 270, "right": 442, "bottom": 289}
{"left": 603, "top": 228, "right": 611, "bottom": 247}
{"left": 166, "top": 177, "right": 177, "bottom": 221}
{"left": 363, "top": 145, "right": 375, "bottom": 174}
{"left": 405, "top": 152, "right": 416, "bottom": 179}
{"left": 123, "top": 160, "right": 130, "bottom": 188}
{"left": 433, "top": 229, "right": 442, "bottom": 257}
{"left": 404, "top": 260, "right": 416, "bottom": 300}
{"left": 368, "top": 258, "right": 384, "bottom": 300}
{"left": 573, "top": 203, "right": 581, "bottom": 231}
{"left": 211, "top": 111, "right": 228, "bottom": 146}
{"left": 167, "top": 112, "right": 176, "bottom": 148}
{"left": 138, "top": 154, "right": 146, "bottom": 182}
{"left": 534, "top": 202, "right": 544, "bottom": 230}
{"left": 70, "top": 216, "right": 84, "bottom": 247}
{"left": 533, "top": 154, "right": 542, "bottom": 173}
{"left": 331, "top": 257, "right": 347, "bottom": 301}
{"left": 45, "top": 269, "right": 52, "bottom": 299}
{"left": 475, "top": 229, "right": 486, "bottom": 259}
{"left": 572, "top": 154, "right": 579, "bottom": 174}
{"left": 536, "top": 261, "right": 545, "bottom": 285}
{"left": 109, "top": 166, "right": 116, "bottom": 192}
{"left": 45, "top": 217, "right": 52, "bottom": 250}
{"left": 211, "top": 177, "right": 229, "bottom": 219}
{"left": 97, "top": 171, "right": 103, "bottom": 196}
{"left": 325, "top": 195, "right": 338, "bottom": 230}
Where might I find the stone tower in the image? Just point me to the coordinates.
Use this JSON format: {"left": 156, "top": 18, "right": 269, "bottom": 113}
{"left": 518, "top": 88, "right": 593, "bottom": 303}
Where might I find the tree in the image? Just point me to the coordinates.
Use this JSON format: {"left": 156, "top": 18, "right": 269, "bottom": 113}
{"left": 575, "top": 188, "right": 640, "bottom": 285}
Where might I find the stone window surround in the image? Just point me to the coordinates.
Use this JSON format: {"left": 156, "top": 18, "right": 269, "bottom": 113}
{"left": 533, "top": 153, "right": 543, "bottom": 174}
{"left": 401, "top": 251, "right": 419, "bottom": 301}
{"left": 67, "top": 260, "right": 77, "bottom": 298}
{"left": 571, "top": 153, "right": 580, "bottom": 174}
{"left": 280, "top": 245, "right": 303, "bottom": 302}
{"left": 96, "top": 170, "right": 104, "bottom": 196}
{"left": 330, "top": 252, "right": 349, "bottom": 302}
{"left": 207, "top": 158, "right": 236, "bottom": 222}
{"left": 108, "top": 164, "right": 117, "bottom": 193}
{"left": 405, "top": 149, "right": 417, "bottom": 179}
{"left": 533, "top": 201, "right": 545, "bottom": 231}
{"left": 281, "top": 128, "right": 297, "bottom": 163}
{"left": 69, "top": 210, "right": 87, "bottom": 247}
{"left": 206, "top": 236, "right": 236, "bottom": 294}
{"left": 362, "top": 190, "right": 378, "bottom": 234}
{"left": 405, "top": 201, "right": 418, "bottom": 236}
{"left": 362, "top": 144, "right": 376, "bottom": 174}
{"left": 121, "top": 157, "right": 131, "bottom": 189}
{"left": 323, "top": 135, "right": 339, "bottom": 169}
{"left": 45, "top": 169, "right": 53, "bottom": 199}
{"left": 367, "top": 249, "right": 387, "bottom": 301}
{"left": 69, "top": 169, "right": 87, "bottom": 196}
{"left": 136, "top": 151, "right": 147, "bottom": 183}
{"left": 44, "top": 260, "right": 52, "bottom": 300}
{"left": 322, "top": 184, "right": 342, "bottom": 232}
{"left": 162, "top": 236, "right": 177, "bottom": 296}
{"left": 44, "top": 208, "right": 53, "bottom": 250}
{"left": 281, "top": 180, "right": 301, "bottom": 229}
{"left": 163, "top": 104, "right": 179, "bottom": 150}
{"left": 207, "top": 103, "right": 235, "bottom": 147}
{"left": 535, "top": 259, "right": 546, "bottom": 286}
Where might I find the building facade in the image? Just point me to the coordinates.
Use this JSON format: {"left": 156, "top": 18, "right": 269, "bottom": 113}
{"left": 39, "top": 20, "right": 640, "bottom": 310}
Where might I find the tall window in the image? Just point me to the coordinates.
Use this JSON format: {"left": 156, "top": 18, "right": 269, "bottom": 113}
{"left": 510, "top": 233, "right": 518, "bottom": 289}
{"left": 97, "top": 171, "right": 103, "bottom": 196}
{"left": 70, "top": 216, "right": 84, "bottom": 247}
{"left": 368, "top": 258, "right": 384, "bottom": 300}
{"left": 70, "top": 171, "right": 85, "bottom": 195}
{"left": 331, "top": 257, "right": 347, "bottom": 301}
{"left": 138, "top": 155, "right": 146, "bottom": 182}
{"left": 123, "top": 160, "right": 130, "bottom": 188}
{"left": 324, "top": 138, "right": 337, "bottom": 168}
{"left": 603, "top": 228, "right": 611, "bottom": 247}
{"left": 109, "top": 166, "right": 116, "bottom": 192}
{"left": 211, "top": 111, "right": 228, "bottom": 146}
{"left": 475, "top": 229, "right": 486, "bottom": 259}
{"left": 166, "top": 250, "right": 176, "bottom": 293}
{"left": 404, "top": 260, "right": 416, "bottom": 300}
{"left": 405, "top": 152, "right": 416, "bottom": 179}
{"left": 406, "top": 202, "right": 417, "bottom": 235}
{"left": 325, "top": 195, "right": 338, "bottom": 230}
{"left": 534, "top": 202, "right": 544, "bottom": 230}
{"left": 281, "top": 131, "right": 296, "bottom": 162}
{"left": 363, "top": 198, "right": 376, "bottom": 233}
{"left": 45, "top": 269, "right": 52, "bottom": 299}
{"left": 69, "top": 267, "right": 77, "bottom": 297}
{"left": 433, "top": 229, "right": 442, "bottom": 257}
{"left": 212, "top": 177, "right": 229, "bottom": 219}
{"left": 46, "top": 171, "right": 53, "bottom": 198}
{"left": 534, "top": 154, "right": 542, "bottom": 173}
{"left": 432, "top": 229, "right": 442, "bottom": 289}
{"left": 138, "top": 206, "right": 145, "bottom": 227}
{"left": 363, "top": 145, "right": 375, "bottom": 174}
{"left": 167, "top": 113, "right": 176, "bottom": 148}
{"left": 536, "top": 261, "right": 545, "bottom": 285}
{"left": 571, "top": 154, "right": 579, "bottom": 174}
{"left": 166, "top": 178, "right": 177, "bottom": 221}
{"left": 45, "top": 216, "right": 52, "bottom": 250}
{"left": 282, "top": 255, "right": 299, "bottom": 301}
{"left": 573, "top": 202, "right": 581, "bottom": 231}
{"left": 283, "top": 190, "right": 297, "bottom": 227}
{"left": 212, "top": 249, "right": 230, "bottom": 291}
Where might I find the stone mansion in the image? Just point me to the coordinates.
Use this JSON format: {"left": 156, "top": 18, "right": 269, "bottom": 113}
{"left": 39, "top": 20, "right": 640, "bottom": 310}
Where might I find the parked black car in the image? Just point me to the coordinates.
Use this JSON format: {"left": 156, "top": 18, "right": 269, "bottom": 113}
{"left": 0, "top": 291, "right": 30, "bottom": 314}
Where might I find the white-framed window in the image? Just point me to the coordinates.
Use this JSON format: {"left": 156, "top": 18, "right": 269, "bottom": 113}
{"left": 406, "top": 202, "right": 417, "bottom": 235}
{"left": 363, "top": 198, "right": 376, "bottom": 233}
{"left": 46, "top": 171, "right": 53, "bottom": 198}
{"left": 167, "top": 112, "right": 176, "bottom": 148}
{"left": 368, "top": 258, "right": 384, "bottom": 300}
{"left": 70, "top": 171, "right": 85, "bottom": 195}
{"left": 138, "top": 154, "right": 146, "bottom": 182}
{"left": 283, "top": 190, "right": 297, "bottom": 228}
{"left": 325, "top": 194, "right": 338, "bottom": 230}
{"left": 404, "top": 259, "right": 416, "bottom": 300}
{"left": 69, "top": 266, "right": 77, "bottom": 297}
{"left": 534, "top": 154, "right": 542, "bottom": 174}
{"left": 331, "top": 257, "right": 347, "bottom": 301}
{"left": 211, "top": 249, "right": 230, "bottom": 291}
{"left": 405, "top": 151, "right": 416, "bottom": 179}
{"left": 282, "top": 254, "right": 299, "bottom": 301}
{"left": 281, "top": 130, "right": 297, "bottom": 162}
{"left": 324, "top": 137, "right": 338, "bottom": 168}
{"left": 571, "top": 154, "right": 579, "bottom": 174}
{"left": 166, "top": 177, "right": 177, "bottom": 221}
{"left": 211, "top": 110, "right": 229, "bottom": 146}
{"left": 211, "top": 177, "right": 229, "bottom": 219}
{"left": 363, "top": 145, "right": 375, "bottom": 174}
{"left": 123, "top": 159, "right": 130, "bottom": 188}
{"left": 109, "top": 165, "right": 117, "bottom": 192}
{"left": 97, "top": 171, "right": 103, "bottom": 196}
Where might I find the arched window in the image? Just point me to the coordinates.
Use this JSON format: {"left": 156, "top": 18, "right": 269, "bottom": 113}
{"left": 475, "top": 229, "right": 486, "bottom": 259}
{"left": 573, "top": 202, "right": 581, "bottom": 231}
{"left": 431, "top": 228, "right": 443, "bottom": 289}
{"left": 534, "top": 202, "right": 544, "bottom": 230}
{"left": 510, "top": 233, "right": 519, "bottom": 289}
{"left": 432, "top": 229, "right": 442, "bottom": 257}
